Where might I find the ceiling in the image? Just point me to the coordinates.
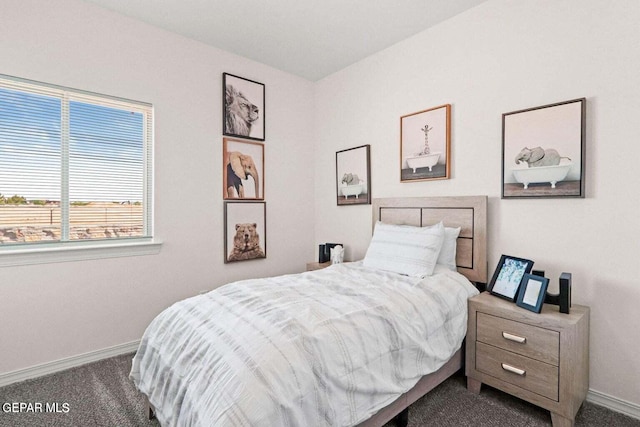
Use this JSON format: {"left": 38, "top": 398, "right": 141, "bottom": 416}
{"left": 83, "top": 0, "right": 488, "bottom": 81}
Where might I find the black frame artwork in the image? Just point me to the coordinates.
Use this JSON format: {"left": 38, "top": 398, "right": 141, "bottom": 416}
{"left": 487, "top": 255, "right": 535, "bottom": 301}
{"left": 502, "top": 98, "right": 586, "bottom": 199}
{"left": 516, "top": 274, "right": 550, "bottom": 313}
{"left": 224, "top": 201, "right": 267, "bottom": 263}
{"left": 223, "top": 73, "right": 265, "bottom": 141}
{"left": 336, "top": 145, "right": 371, "bottom": 206}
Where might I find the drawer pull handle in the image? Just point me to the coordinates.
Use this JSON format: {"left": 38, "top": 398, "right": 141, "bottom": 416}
{"left": 502, "top": 332, "right": 526, "bottom": 343}
{"left": 501, "top": 363, "right": 526, "bottom": 376}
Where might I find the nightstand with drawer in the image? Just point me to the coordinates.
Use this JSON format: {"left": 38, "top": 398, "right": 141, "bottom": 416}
{"left": 306, "top": 261, "right": 331, "bottom": 271}
{"left": 466, "top": 292, "right": 589, "bottom": 427}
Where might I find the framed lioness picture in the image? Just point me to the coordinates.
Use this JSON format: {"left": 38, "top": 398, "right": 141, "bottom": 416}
{"left": 223, "top": 73, "right": 265, "bottom": 141}
{"left": 224, "top": 201, "right": 266, "bottom": 263}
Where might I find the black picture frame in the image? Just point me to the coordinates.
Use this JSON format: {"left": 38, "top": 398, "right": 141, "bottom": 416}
{"left": 223, "top": 73, "right": 265, "bottom": 141}
{"left": 319, "top": 243, "right": 343, "bottom": 263}
{"left": 487, "top": 255, "right": 534, "bottom": 301}
{"left": 502, "top": 98, "right": 586, "bottom": 199}
{"left": 516, "top": 274, "right": 550, "bottom": 313}
{"left": 224, "top": 201, "right": 266, "bottom": 263}
{"left": 336, "top": 145, "right": 371, "bottom": 206}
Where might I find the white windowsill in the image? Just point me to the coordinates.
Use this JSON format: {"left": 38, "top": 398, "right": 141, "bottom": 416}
{"left": 0, "top": 239, "right": 162, "bottom": 267}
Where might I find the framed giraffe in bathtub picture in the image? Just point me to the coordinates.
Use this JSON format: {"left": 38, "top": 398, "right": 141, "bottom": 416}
{"left": 502, "top": 98, "right": 586, "bottom": 199}
{"left": 400, "top": 104, "right": 451, "bottom": 183}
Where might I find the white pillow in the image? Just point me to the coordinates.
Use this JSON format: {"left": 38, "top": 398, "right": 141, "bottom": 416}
{"left": 437, "top": 226, "right": 461, "bottom": 271}
{"left": 363, "top": 221, "right": 445, "bottom": 278}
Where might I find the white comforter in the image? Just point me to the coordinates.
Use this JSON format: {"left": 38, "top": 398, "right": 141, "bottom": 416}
{"left": 130, "top": 262, "right": 478, "bottom": 427}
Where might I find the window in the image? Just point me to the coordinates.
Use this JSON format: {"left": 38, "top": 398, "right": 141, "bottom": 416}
{"left": 0, "top": 75, "right": 154, "bottom": 252}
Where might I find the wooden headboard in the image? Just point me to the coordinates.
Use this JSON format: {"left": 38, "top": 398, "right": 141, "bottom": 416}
{"left": 372, "top": 196, "right": 487, "bottom": 284}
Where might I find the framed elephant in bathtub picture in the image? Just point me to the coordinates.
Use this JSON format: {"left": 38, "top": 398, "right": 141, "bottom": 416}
{"left": 400, "top": 104, "right": 451, "bottom": 183}
{"left": 502, "top": 98, "right": 586, "bottom": 199}
{"left": 336, "top": 145, "right": 371, "bottom": 206}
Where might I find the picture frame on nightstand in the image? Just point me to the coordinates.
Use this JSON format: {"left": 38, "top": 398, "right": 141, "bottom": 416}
{"left": 487, "top": 254, "right": 534, "bottom": 301}
{"left": 516, "top": 273, "right": 549, "bottom": 313}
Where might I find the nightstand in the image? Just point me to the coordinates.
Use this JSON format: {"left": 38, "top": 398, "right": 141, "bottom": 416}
{"left": 306, "top": 261, "right": 331, "bottom": 271}
{"left": 466, "top": 292, "right": 589, "bottom": 427}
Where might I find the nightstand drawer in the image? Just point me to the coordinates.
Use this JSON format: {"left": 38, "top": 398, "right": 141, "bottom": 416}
{"left": 476, "top": 342, "right": 559, "bottom": 401}
{"left": 477, "top": 312, "right": 559, "bottom": 366}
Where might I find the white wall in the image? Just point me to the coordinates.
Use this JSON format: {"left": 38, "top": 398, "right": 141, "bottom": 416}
{"left": 2, "top": 0, "right": 639, "bottom": 412}
{"left": 0, "top": 0, "right": 315, "bottom": 374}
{"left": 314, "top": 0, "right": 640, "bottom": 407}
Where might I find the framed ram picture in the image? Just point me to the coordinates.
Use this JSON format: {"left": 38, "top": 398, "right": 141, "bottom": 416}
{"left": 224, "top": 201, "right": 266, "bottom": 263}
{"left": 400, "top": 104, "right": 451, "bottom": 182}
{"left": 502, "top": 98, "right": 586, "bottom": 199}
{"left": 223, "top": 73, "right": 265, "bottom": 141}
{"left": 223, "top": 138, "right": 264, "bottom": 200}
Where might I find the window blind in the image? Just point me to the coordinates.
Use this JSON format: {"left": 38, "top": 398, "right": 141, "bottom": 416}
{"left": 0, "top": 75, "right": 153, "bottom": 246}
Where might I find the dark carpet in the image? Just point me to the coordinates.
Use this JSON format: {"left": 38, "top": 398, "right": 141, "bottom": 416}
{"left": 0, "top": 353, "right": 637, "bottom": 426}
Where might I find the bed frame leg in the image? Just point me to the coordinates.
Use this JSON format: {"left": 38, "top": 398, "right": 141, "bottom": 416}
{"left": 392, "top": 407, "right": 409, "bottom": 427}
{"left": 146, "top": 399, "right": 156, "bottom": 420}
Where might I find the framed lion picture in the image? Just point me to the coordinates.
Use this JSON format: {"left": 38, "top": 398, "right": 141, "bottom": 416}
{"left": 224, "top": 201, "right": 266, "bottom": 263}
{"left": 223, "top": 73, "right": 265, "bottom": 141}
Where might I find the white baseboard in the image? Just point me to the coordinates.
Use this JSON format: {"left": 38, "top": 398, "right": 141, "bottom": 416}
{"left": 587, "top": 389, "right": 640, "bottom": 421}
{"left": 0, "top": 340, "right": 140, "bottom": 388}
{"left": 1, "top": 344, "right": 639, "bottom": 423}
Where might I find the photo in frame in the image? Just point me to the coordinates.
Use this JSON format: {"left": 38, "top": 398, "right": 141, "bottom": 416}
{"left": 336, "top": 144, "right": 371, "bottom": 206}
{"left": 223, "top": 73, "right": 265, "bottom": 141}
{"left": 400, "top": 104, "right": 451, "bottom": 182}
{"left": 223, "top": 137, "right": 264, "bottom": 200}
{"left": 224, "top": 201, "right": 266, "bottom": 263}
{"left": 488, "top": 255, "right": 534, "bottom": 301}
{"left": 502, "top": 98, "right": 586, "bottom": 198}
{"left": 516, "top": 274, "right": 550, "bottom": 313}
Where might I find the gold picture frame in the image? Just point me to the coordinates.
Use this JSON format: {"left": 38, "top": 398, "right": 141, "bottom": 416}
{"left": 223, "top": 137, "right": 264, "bottom": 200}
{"left": 400, "top": 104, "right": 451, "bottom": 182}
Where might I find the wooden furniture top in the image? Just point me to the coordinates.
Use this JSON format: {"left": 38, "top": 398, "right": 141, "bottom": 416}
{"left": 372, "top": 196, "right": 487, "bottom": 283}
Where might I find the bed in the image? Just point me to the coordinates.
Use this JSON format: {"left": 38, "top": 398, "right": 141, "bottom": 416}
{"left": 131, "top": 196, "right": 487, "bottom": 426}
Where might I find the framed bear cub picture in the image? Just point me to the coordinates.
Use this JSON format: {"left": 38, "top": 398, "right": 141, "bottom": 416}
{"left": 224, "top": 201, "right": 266, "bottom": 263}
